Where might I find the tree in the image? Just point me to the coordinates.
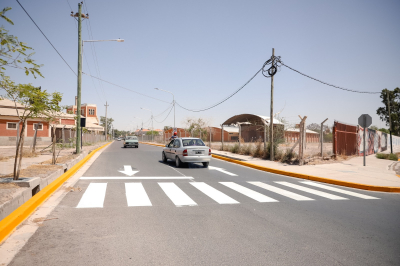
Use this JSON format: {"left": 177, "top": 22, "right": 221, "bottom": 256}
{"left": 100, "top": 116, "right": 114, "bottom": 134}
{"left": 378, "top": 128, "right": 390, "bottom": 134}
{"left": 369, "top": 125, "right": 379, "bottom": 131}
{"left": 146, "top": 130, "right": 159, "bottom": 136}
{"left": 377, "top": 88, "right": 400, "bottom": 136}
{"left": 1, "top": 79, "right": 62, "bottom": 179}
{"left": 0, "top": 7, "right": 42, "bottom": 79}
{"left": 184, "top": 117, "right": 209, "bottom": 140}
{"left": 163, "top": 126, "right": 172, "bottom": 131}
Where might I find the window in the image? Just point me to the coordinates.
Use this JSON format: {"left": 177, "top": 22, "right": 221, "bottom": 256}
{"left": 6, "top": 122, "right": 17, "bottom": 130}
{"left": 167, "top": 140, "right": 174, "bottom": 147}
{"left": 182, "top": 139, "right": 205, "bottom": 146}
{"left": 173, "top": 139, "right": 181, "bottom": 148}
{"left": 33, "top": 123, "right": 43, "bottom": 130}
{"left": 89, "top": 109, "right": 95, "bottom": 115}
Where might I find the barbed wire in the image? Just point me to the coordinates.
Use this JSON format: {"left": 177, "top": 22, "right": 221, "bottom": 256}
{"left": 176, "top": 67, "right": 263, "bottom": 112}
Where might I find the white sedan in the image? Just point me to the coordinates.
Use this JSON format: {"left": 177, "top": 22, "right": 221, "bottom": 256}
{"left": 162, "top": 138, "right": 211, "bottom": 168}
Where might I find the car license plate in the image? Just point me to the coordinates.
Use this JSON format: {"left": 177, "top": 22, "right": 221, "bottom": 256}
{"left": 195, "top": 151, "right": 202, "bottom": 154}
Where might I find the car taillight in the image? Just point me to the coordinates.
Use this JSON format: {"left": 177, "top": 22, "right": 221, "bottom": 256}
{"left": 183, "top": 149, "right": 188, "bottom": 156}
{"left": 209, "top": 149, "right": 211, "bottom": 155}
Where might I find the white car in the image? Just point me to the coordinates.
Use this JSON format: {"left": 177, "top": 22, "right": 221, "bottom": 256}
{"left": 162, "top": 138, "right": 211, "bottom": 168}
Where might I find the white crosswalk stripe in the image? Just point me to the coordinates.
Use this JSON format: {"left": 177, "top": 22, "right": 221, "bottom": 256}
{"left": 220, "top": 182, "right": 278, "bottom": 202}
{"left": 248, "top": 182, "right": 314, "bottom": 201}
{"left": 300, "top": 181, "right": 380, "bottom": 199}
{"left": 159, "top": 182, "right": 197, "bottom": 206}
{"left": 76, "top": 181, "right": 378, "bottom": 208}
{"left": 76, "top": 183, "right": 107, "bottom": 208}
{"left": 191, "top": 182, "right": 239, "bottom": 204}
{"left": 275, "top": 182, "right": 348, "bottom": 200}
{"left": 125, "top": 183, "right": 152, "bottom": 206}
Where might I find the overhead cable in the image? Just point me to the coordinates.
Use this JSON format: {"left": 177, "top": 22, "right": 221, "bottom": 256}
{"left": 154, "top": 103, "right": 174, "bottom": 118}
{"left": 16, "top": 0, "right": 77, "bottom": 76}
{"left": 82, "top": 72, "right": 171, "bottom": 104}
{"left": 176, "top": 67, "right": 263, "bottom": 112}
{"left": 153, "top": 105, "right": 174, "bottom": 123}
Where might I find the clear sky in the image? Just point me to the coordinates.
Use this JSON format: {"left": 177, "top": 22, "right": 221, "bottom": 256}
{"left": 3, "top": 0, "right": 400, "bottom": 131}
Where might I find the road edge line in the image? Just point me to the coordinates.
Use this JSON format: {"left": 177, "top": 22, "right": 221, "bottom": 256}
{"left": 0, "top": 142, "right": 112, "bottom": 244}
{"left": 140, "top": 142, "right": 400, "bottom": 193}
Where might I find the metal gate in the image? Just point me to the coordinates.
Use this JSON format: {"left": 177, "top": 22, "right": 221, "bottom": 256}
{"left": 333, "top": 121, "right": 358, "bottom": 156}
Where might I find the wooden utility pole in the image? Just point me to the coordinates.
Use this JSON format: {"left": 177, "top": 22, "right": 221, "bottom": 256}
{"left": 387, "top": 91, "right": 393, "bottom": 154}
{"left": 104, "top": 101, "right": 109, "bottom": 141}
{"left": 221, "top": 124, "right": 224, "bottom": 150}
{"left": 76, "top": 3, "right": 82, "bottom": 153}
{"left": 209, "top": 127, "right": 211, "bottom": 147}
{"left": 298, "top": 116, "right": 307, "bottom": 166}
{"left": 320, "top": 118, "right": 328, "bottom": 157}
{"left": 269, "top": 48, "right": 275, "bottom": 161}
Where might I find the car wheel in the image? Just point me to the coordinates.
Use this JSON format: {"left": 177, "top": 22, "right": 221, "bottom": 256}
{"left": 162, "top": 152, "right": 167, "bottom": 163}
{"left": 202, "top": 162, "right": 209, "bottom": 168}
{"left": 175, "top": 156, "right": 182, "bottom": 168}
{"left": 124, "top": 146, "right": 126, "bottom": 148}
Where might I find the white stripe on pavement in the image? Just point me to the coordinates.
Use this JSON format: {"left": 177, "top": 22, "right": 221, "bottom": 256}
{"left": 220, "top": 182, "right": 278, "bottom": 202}
{"left": 159, "top": 182, "right": 197, "bottom": 206}
{"left": 80, "top": 176, "right": 194, "bottom": 180}
{"left": 191, "top": 182, "right": 239, "bottom": 204}
{"left": 275, "top": 182, "right": 348, "bottom": 200}
{"left": 248, "top": 182, "right": 314, "bottom": 201}
{"left": 125, "top": 183, "right": 152, "bottom": 206}
{"left": 300, "top": 181, "right": 380, "bottom": 199}
{"left": 76, "top": 183, "right": 107, "bottom": 208}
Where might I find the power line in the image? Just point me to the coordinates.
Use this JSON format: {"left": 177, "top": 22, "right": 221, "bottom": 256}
{"left": 154, "top": 103, "right": 174, "bottom": 118}
{"left": 16, "top": 0, "right": 76, "bottom": 76}
{"left": 154, "top": 105, "right": 174, "bottom": 123}
{"left": 176, "top": 67, "right": 263, "bottom": 112}
{"left": 82, "top": 72, "right": 171, "bottom": 104}
{"left": 279, "top": 61, "right": 380, "bottom": 94}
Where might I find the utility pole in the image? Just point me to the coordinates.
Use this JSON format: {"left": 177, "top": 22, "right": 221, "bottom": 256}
{"left": 104, "top": 101, "right": 109, "bottom": 141}
{"left": 75, "top": 3, "right": 83, "bottom": 153}
{"left": 320, "top": 118, "right": 328, "bottom": 157}
{"left": 269, "top": 48, "right": 275, "bottom": 161}
{"left": 387, "top": 91, "right": 393, "bottom": 154}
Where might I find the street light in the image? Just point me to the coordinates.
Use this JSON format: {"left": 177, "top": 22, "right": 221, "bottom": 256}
{"left": 155, "top": 88, "right": 175, "bottom": 130}
{"left": 133, "top": 117, "right": 144, "bottom": 142}
{"left": 75, "top": 37, "right": 124, "bottom": 154}
{"left": 141, "top": 107, "right": 153, "bottom": 142}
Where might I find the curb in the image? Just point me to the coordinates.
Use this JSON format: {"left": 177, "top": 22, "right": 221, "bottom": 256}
{"left": 0, "top": 142, "right": 111, "bottom": 244}
{"left": 140, "top": 142, "right": 400, "bottom": 193}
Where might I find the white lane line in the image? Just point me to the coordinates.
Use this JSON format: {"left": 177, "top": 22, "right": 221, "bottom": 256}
{"left": 191, "top": 182, "right": 239, "bottom": 204}
{"left": 275, "top": 182, "right": 348, "bottom": 200}
{"left": 76, "top": 183, "right": 107, "bottom": 208}
{"left": 220, "top": 182, "right": 278, "bottom": 202}
{"left": 125, "top": 183, "right": 152, "bottom": 206}
{"left": 248, "top": 182, "right": 314, "bottom": 201}
{"left": 300, "top": 181, "right": 380, "bottom": 199}
{"left": 208, "top": 166, "right": 238, "bottom": 176}
{"left": 159, "top": 182, "right": 197, "bottom": 206}
{"left": 80, "top": 176, "right": 194, "bottom": 180}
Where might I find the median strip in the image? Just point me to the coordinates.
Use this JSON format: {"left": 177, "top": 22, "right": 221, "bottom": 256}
{"left": 0, "top": 142, "right": 111, "bottom": 244}
{"left": 140, "top": 142, "right": 400, "bottom": 193}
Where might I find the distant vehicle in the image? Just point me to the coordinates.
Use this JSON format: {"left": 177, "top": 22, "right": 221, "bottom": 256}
{"left": 117, "top": 138, "right": 121, "bottom": 141}
{"left": 162, "top": 138, "right": 211, "bottom": 168}
{"left": 124, "top": 136, "right": 139, "bottom": 148}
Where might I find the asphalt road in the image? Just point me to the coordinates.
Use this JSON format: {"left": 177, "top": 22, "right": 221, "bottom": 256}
{"left": 9, "top": 141, "right": 400, "bottom": 265}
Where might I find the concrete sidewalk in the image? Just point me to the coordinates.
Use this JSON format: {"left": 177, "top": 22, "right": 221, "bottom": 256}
{"left": 212, "top": 149, "right": 400, "bottom": 188}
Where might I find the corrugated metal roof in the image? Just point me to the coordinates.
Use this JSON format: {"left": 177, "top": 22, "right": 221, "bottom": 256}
{"left": 222, "top": 114, "right": 284, "bottom": 126}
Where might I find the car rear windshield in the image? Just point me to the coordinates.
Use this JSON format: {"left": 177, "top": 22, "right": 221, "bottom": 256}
{"left": 126, "top": 137, "right": 137, "bottom": 140}
{"left": 182, "top": 139, "right": 205, "bottom": 146}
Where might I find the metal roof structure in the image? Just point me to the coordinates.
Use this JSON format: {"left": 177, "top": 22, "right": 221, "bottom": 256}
{"left": 222, "top": 114, "right": 284, "bottom": 126}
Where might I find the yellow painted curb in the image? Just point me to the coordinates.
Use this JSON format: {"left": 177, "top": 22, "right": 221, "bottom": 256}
{"left": 0, "top": 142, "right": 112, "bottom": 244}
{"left": 140, "top": 142, "right": 400, "bottom": 193}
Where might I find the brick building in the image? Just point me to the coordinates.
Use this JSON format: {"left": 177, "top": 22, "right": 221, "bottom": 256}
{"left": 66, "top": 99, "right": 103, "bottom": 133}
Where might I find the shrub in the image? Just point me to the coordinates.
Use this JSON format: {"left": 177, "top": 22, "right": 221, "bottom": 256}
{"left": 389, "top": 153, "right": 398, "bottom": 161}
{"left": 281, "top": 149, "right": 297, "bottom": 163}
{"left": 230, "top": 143, "right": 240, "bottom": 154}
{"left": 376, "top": 153, "right": 388, "bottom": 159}
{"left": 242, "top": 143, "right": 253, "bottom": 155}
{"left": 252, "top": 139, "right": 264, "bottom": 158}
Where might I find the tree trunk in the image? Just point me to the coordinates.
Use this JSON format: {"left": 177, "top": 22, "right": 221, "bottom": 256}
{"left": 13, "top": 123, "right": 23, "bottom": 180}
{"left": 52, "top": 126, "right": 56, "bottom": 164}
{"left": 15, "top": 122, "right": 26, "bottom": 179}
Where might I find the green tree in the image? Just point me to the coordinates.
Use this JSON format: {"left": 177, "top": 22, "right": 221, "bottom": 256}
{"left": 184, "top": 117, "right": 209, "bottom": 140}
{"left": 146, "top": 130, "right": 159, "bottom": 136}
{"left": 377, "top": 88, "right": 400, "bottom": 136}
{"left": 0, "top": 7, "right": 42, "bottom": 79}
{"left": 378, "top": 128, "right": 390, "bottom": 134}
{"left": 369, "top": 125, "right": 379, "bottom": 131}
{"left": 100, "top": 116, "right": 114, "bottom": 133}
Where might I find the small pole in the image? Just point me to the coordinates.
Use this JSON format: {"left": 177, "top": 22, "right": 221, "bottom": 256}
{"left": 363, "top": 121, "right": 366, "bottom": 166}
{"left": 387, "top": 91, "right": 393, "bottom": 154}
{"left": 221, "top": 124, "right": 224, "bottom": 150}
{"left": 320, "top": 118, "right": 328, "bottom": 157}
{"left": 270, "top": 48, "right": 275, "bottom": 161}
{"left": 32, "top": 123, "right": 39, "bottom": 153}
{"left": 239, "top": 123, "right": 241, "bottom": 150}
{"left": 104, "top": 101, "right": 109, "bottom": 141}
{"left": 209, "top": 126, "right": 211, "bottom": 147}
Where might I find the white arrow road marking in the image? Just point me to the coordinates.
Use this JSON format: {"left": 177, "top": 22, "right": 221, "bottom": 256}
{"left": 119, "top": 165, "right": 139, "bottom": 176}
{"left": 208, "top": 166, "right": 237, "bottom": 176}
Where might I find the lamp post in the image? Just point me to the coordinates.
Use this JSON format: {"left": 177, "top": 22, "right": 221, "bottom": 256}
{"left": 133, "top": 117, "right": 144, "bottom": 142}
{"left": 75, "top": 38, "right": 124, "bottom": 153}
{"left": 155, "top": 88, "right": 175, "bottom": 130}
{"left": 141, "top": 107, "right": 153, "bottom": 142}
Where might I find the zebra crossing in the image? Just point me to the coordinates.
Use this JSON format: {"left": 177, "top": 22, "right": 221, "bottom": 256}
{"left": 75, "top": 181, "right": 380, "bottom": 208}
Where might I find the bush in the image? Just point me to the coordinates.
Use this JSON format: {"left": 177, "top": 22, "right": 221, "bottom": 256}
{"left": 230, "top": 143, "right": 240, "bottom": 154}
{"left": 242, "top": 143, "right": 253, "bottom": 155}
{"left": 252, "top": 139, "right": 264, "bottom": 158}
{"left": 376, "top": 153, "right": 398, "bottom": 161}
{"left": 281, "top": 149, "right": 298, "bottom": 163}
{"left": 389, "top": 153, "right": 398, "bottom": 161}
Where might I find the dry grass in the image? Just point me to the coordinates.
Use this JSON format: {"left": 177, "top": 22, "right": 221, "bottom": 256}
{"left": 0, "top": 183, "right": 19, "bottom": 189}
{"left": 0, "top": 164, "right": 62, "bottom": 179}
{"left": 41, "top": 153, "right": 78, "bottom": 165}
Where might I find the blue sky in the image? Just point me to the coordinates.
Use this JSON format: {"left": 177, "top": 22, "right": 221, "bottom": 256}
{"left": 3, "top": 0, "right": 400, "bottom": 131}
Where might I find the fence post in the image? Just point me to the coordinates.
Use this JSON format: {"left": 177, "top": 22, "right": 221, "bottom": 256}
{"left": 320, "top": 118, "right": 328, "bottom": 157}
{"left": 209, "top": 127, "right": 211, "bottom": 147}
{"left": 221, "top": 124, "right": 224, "bottom": 150}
